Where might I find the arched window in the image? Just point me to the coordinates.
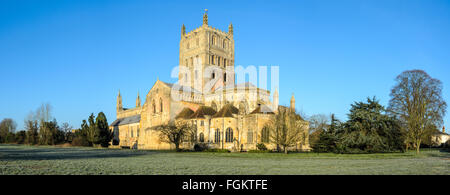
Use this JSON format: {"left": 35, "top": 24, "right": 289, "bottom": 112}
{"left": 226, "top": 128, "right": 234, "bottom": 143}
{"left": 211, "top": 101, "right": 218, "bottom": 111}
{"left": 247, "top": 131, "right": 253, "bottom": 144}
{"left": 224, "top": 73, "right": 227, "bottom": 82}
{"left": 152, "top": 100, "right": 156, "bottom": 114}
{"left": 160, "top": 98, "right": 163, "bottom": 113}
{"left": 211, "top": 55, "right": 215, "bottom": 65}
{"left": 199, "top": 133, "right": 204, "bottom": 143}
{"left": 261, "top": 127, "right": 270, "bottom": 143}
{"left": 215, "top": 129, "right": 220, "bottom": 143}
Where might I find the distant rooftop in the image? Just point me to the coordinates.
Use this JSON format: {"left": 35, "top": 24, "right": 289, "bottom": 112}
{"left": 110, "top": 115, "right": 140, "bottom": 126}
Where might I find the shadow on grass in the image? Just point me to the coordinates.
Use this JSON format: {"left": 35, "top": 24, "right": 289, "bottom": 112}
{"left": 0, "top": 144, "right": 156, "bottom": 161}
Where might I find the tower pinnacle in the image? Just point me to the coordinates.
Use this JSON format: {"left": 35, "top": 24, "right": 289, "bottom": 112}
{"left": 181, "top": 24, "right": 186, "bottom": 36}
{"left": 203, "top": 9, "right": 208, "bottom": 26}
{"left": 136, "top": 92, "right": 141, "bottom": 107}
{"left": 117, "top": 90, "right": 123, "bottom": 111}
{"left": 290, "top": 93, "right": 295, "bottom": 112}
{"left": 229, "top": 23, "right": 233, "bottom": 35}
{"left": 273, "top": 88, "right": 279, "bottom": 111}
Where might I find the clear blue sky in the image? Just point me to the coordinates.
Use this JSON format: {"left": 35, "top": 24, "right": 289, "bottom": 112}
{"left": 1, "top": 0, "right": 449, "bottom": 130}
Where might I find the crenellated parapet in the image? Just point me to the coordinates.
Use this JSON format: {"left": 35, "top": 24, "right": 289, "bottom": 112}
{"left": 183, "top": 25, "right": 232, "bottom": 39}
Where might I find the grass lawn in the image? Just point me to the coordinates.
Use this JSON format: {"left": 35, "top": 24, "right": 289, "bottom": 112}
{"left": 0, "top": 144, "right": 448, "bottom": 175}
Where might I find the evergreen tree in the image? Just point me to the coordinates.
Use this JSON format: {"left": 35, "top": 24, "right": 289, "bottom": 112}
{"left": 338, "top": 97, "right": 404, "bottom": 153}
{"left": 95, "top": 112, "right": 112, "bottom": 147}
{"left": 312, "top": 114, "right": 340, "bottom": 153}
{"left": 71, "top": 120, "right": 90, "bottom": 146}
{"left": 15, "top": 131, "right": 26, "bottom": 144}
{"left": 86, "top": 113, "right": 97, "bottom": 146}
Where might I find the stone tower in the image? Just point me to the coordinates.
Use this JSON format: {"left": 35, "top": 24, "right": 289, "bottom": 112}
{"left": 179, "top": 9, "right": 235, "bottom": 94}
{"left": 117, "top": 90, "right": 123, "bottom": 112}
{"left": 290, "top": 93, "right": 295, "bottom": 111}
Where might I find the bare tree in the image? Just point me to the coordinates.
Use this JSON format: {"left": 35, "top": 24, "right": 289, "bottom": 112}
{"left": 157, "top": 120, "right": 195, "bottom": 151}
{"left": 268, "top": 108, "right": 308, "bottom": 154}
{"left": 308, "top": 114, "right": 330, "bottom": 147}
{"left": 0, "top": 118, "right": 17, "bottom": 143}
{"left": 309, "top": 114, "right": 330, "bottom": 133}
{"left": 36, "top": 103, "right": 52, "bottom": 124}
{"left": 35, "top": 103, "right": 54, "bottom": 145}
{"left": 388, "top": 70, "right": 447, "bottom": 154}
{"left": 61, "top": 122, "right": 73, "bottom": 133}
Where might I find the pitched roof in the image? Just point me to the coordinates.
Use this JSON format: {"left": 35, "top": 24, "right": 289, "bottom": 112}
{"left": 175, "top": 107, "right": 195, "bottom": 119}
{"left": 190, "top": 106, "right": 217, "bottom": 118}
{"left": 156, "top": 81, "right": 202, "bottom": 94}
{"left": 250, "top": 105, "right": 275, "bottom": 114}
{"left": 215, "top": 82, "right": 258, "bottom": 91}
{"left": 110, "top": 115, "right": 141, "bottom": 126}
{"left": 213, "top": 104, "right": 239, "bottom": 118}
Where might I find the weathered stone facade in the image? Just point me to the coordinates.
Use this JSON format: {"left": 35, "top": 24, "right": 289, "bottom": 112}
{"left": 109, "top": 11, "right": 310, "bottom": 151}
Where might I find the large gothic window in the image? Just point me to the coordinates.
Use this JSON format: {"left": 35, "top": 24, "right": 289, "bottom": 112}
{"left": 215, "top": 129, "right": 220, "bottom": 143}
{"left": 225, "top": 128, "right": 234, "bottom": 143}
{"left": 239, "top": 101, "right": 247, "bottom": 115}
{"left": 261, "top": 127, "right": 270, "bottom": 143}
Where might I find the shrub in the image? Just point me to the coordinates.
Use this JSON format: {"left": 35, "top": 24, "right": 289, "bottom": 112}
{"left": 248, "top": 150, "right": 271, "bottom": 153}
{"left": 5, "top": 132, "right": 16, "bottom": 143}
{"left": 15, "top": 131, "right": 26, "bottom": 144}
{"left": 256, "top": 143, "right": 268, "bottom": 151}
{"left": 71, "top": 136, "right": 89, "bottom": 147}
{"left": 205, "top": 149, "right": 230, "bottom": 153}
{"left": 194, "top": 143, "right": 209, "bottom": 152}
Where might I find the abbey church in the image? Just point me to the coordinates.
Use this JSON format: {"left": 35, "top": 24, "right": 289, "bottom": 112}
{"left": 109, "top": 11, "right": 310, "bottom": 151}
